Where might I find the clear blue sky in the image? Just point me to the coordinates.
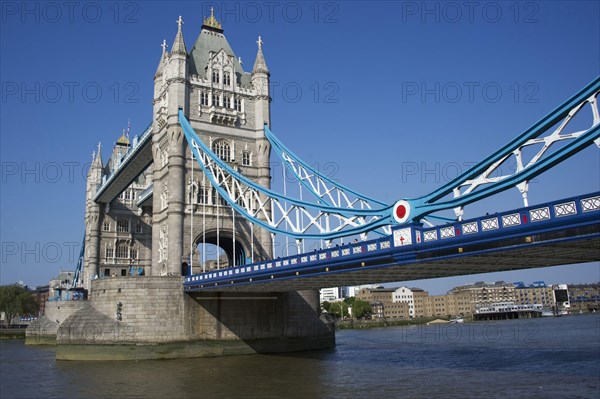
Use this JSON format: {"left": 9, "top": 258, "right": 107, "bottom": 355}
{"left": 1, "top": 1, "right": 599, "bottom": 293}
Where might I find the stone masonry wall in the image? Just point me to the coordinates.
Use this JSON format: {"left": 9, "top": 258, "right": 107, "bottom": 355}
{"left": 56, "top": 276, "right": 334, "bottom": 359}
{"left": 45, "top": 300, "right": 90, "bottom": 324}
{"left": 85, "top": 276, "right": 188, "bottom": 343}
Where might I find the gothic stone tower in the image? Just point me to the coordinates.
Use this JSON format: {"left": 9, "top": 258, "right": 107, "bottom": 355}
{"left": 83, "top": 136, "right": 153, "bottom": 291}
{"left": 152, "top": 13, "right": 272, "bottom": 277}
{"left": 49, "top": 12, "right": 334, "bottom": 360}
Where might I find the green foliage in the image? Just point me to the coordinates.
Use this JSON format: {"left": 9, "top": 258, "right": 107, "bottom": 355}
{"left": 327, "top": 301, "right": 349, "bottom": 318}
{"left": 0, "top": 285, "right": 39, "bottom": 326}
{"left": 352, "top": 299, "right": 372, "bottom": 319}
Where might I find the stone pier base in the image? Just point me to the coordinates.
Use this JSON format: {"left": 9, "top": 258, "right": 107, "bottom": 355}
{"left": 43, "top": 276, "right": 334, "bottom": 360}
{"left": 26, "top": 300, "right": 89, "bottom": 345}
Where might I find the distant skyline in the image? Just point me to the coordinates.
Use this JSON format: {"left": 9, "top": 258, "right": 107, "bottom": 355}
{"left": 1, "top": 1, "right": 599, "bottom": 290}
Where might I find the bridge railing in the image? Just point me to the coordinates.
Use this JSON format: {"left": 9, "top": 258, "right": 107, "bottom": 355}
{"left": 184, "top": 192, "right": 600, "bottom": 289}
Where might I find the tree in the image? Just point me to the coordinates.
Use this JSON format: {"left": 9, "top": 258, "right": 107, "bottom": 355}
{"left": 352, "top": 299, "right": 372, "bottom": 319}
{"left": 327, "top": 301, "right": 349, "bottom": 318}
{"left": 0, "top": 284, "right": 39, "bottom": 327}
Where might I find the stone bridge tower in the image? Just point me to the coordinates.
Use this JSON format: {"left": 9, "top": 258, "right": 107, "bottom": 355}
{"left": 151, "top": 12, "right": 273, "bottom": 277}
{"left": 31, "top": 11, "right": 334, "bottom": 360}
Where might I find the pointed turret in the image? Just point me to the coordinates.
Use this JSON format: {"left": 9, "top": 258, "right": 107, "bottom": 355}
{"left": 88, "top": 142, "right": 103, "bottom": 180}
{"left": 251, "top": 36, "right": 271, "bottom": 129}
{"left": 171, "top": 15, "right": 187, "bottom": 55}
{"left": 155, "top": 40, "right": 168, "bottom": 78}
{"left": 252, "top": 36, "right": 269, "bottom": 76}
{"left": 86, "top": 142, "right": 104, "bottom": 200}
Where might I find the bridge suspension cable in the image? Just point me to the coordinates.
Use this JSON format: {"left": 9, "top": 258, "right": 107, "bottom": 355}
{"left": 392, "top": 76, "right": 600, "bottom": 224}
{"left": 264, "top": 124, "right": 392, "bottom": 237}
{"left": 178, "top": 110, "right": 394, "bottom": 241}
{"left": 178, "top": 77, "right": 599, "bottom": 243}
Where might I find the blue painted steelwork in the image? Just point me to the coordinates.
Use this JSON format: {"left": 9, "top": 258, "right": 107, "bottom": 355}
{"left": 184, "top": 192, "right": 600, "bottom": 291}
{"left": 181, "top": 79, "right": 599, "bottom": 241}
{"left": 264, "top": 124, "right": 387, "bottom": 208}
{"left": 71, "top": 235, "right": 85, "bottom": 288}
{"left": 179, "top": 110, "right": 394, "bottom": 240}
{"left": 395, "top": 77, "right": 600, "bottom": 223}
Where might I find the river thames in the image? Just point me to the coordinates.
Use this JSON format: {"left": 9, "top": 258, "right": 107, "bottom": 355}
{"left": 1, "top": 314, "right": 598, "bottom": 398}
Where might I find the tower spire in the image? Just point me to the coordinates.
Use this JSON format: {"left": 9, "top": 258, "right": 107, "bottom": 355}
{"left": 155, "top": 39, "right": 168, "bottom": 77}
{"left": 252, "top": 36, "right": 269, "bottom": 75}
{"left": 90, "top": 142, "right": 103, "bottom": 170}
{"left": 171, "top": 16, "right": 187, "bottom": 55}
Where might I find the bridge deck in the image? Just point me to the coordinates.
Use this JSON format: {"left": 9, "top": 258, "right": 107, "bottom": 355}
{"left": 184, "top": 193, "right": 600, "bottom": 293}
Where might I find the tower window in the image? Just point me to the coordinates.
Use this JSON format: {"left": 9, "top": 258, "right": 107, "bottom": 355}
{"left": 224, "top": 72, "right": 231, "bottom": 86}
{"left": 212, "top": 70, "right": 220, "bottom": 84}
{"left": 199, "top": 186, "right": 209, "bottom": 204}
{"left": 161, "top": 188, "right": 168, "bottom": 210}
{"left": 212, "top": 94, "right": 220, "bottom": 107}
{"left": 117, "top": 219, "right": 130, "bottom": 233}
{"left": 103, "top": 221, "right": 110, "bottom": 231}
{"left": 116, "top": 242, "right": 129, "bottom": 258}
{"left": 212, "top": 140, "right": 231, "bottom": 162}
{"left": 234, "top": 98, "right": 242, "bottom": 112}
{"left": 105, "top": 245, "right": 114, "bottom": 258}
{"left": 224, "top": 96, "right": 231, "bottom": 109}
{"left": 200, "top": 92, "right": 209, "bottom": 106}
{"left": 242, "top": 151, "right": 251, "bottom": 166}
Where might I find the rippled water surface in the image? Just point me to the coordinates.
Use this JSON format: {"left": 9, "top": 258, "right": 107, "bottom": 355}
{"left": 1, "top": 314, "right": 598, "bottom": 398}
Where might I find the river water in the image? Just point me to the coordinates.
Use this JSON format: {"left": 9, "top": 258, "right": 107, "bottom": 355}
{"left": 1, "top": 314, "right": 598, "bottom": 399}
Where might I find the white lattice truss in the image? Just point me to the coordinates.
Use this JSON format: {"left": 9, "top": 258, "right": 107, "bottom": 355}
{"left": 188, "top": 138, "right": 391, "bottom": 240}
{"left": 451, "top": 90, "right": 600, "bottom": 220}
{"left": 278, "top": 151, "right": 392, "bottom": 236}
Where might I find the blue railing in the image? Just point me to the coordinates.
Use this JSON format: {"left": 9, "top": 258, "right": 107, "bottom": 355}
{"left": 184, "top": 192, "right": 600, "bottom": 289}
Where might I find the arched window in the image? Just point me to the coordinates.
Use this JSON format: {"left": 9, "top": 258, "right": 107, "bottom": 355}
{"left": 223, "top": 72, "right": 231, "bottom": 86}
{"left": 105, "top": 244, "right": 114, "bottom": 258}
{"left": 116, "top": 241, "right": 129, "bottom": 259}
{"left": 161, "top": 187, "right": 168, "bottom": 210}
{"left": 198, "top": 186, "right": 209, "bottom": 204}
{"left": 117, "top": 219, "right": 129, "bottom": 233}
{"left": 212, "top": 140, "right": 231, "bottom": 162}
{"left": 212, "top": 69, "right": 220, "bottom": 84}
{"left": 212, "top": 189, "right": 227, "bottom": 206}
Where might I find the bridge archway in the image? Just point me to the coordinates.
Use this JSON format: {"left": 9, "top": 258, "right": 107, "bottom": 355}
{"left": 191, "top": 229, "right": 248, "bottom": 273}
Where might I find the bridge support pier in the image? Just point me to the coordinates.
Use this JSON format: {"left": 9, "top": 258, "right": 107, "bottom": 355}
{"left": 53, "top": 276, "right": 335, "bottom": 360}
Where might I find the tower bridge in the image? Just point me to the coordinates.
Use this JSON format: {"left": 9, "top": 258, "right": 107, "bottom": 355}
{"left": 27, "top": 10, "right": 600, "bottom": 360}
